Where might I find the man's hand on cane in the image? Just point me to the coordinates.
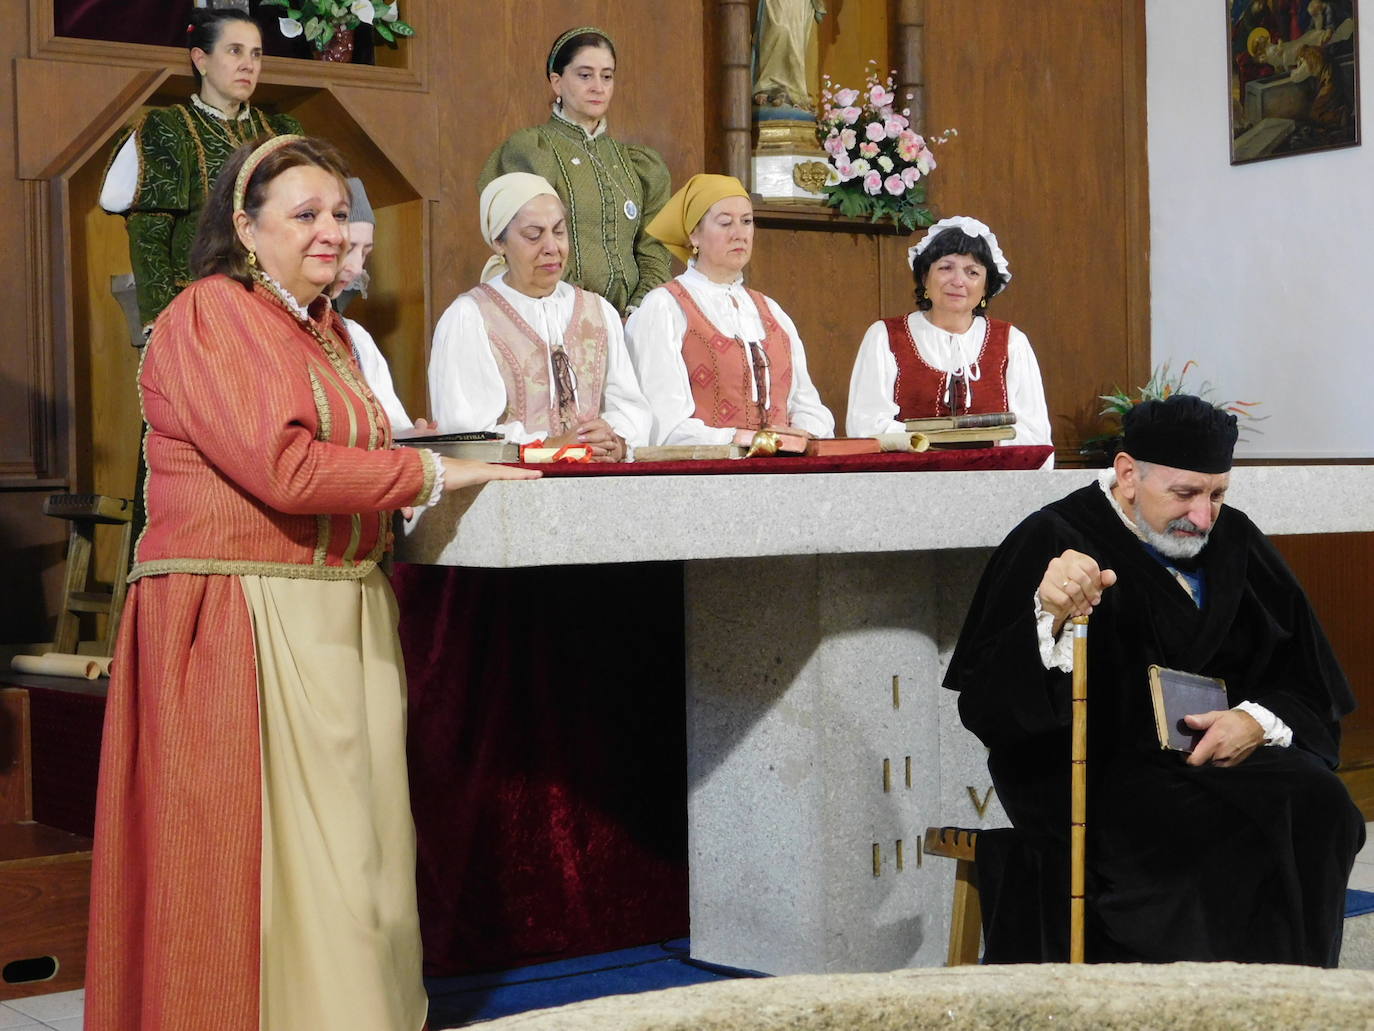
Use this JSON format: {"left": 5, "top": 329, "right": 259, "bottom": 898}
{"left": 1039, "top": 549, "right": 1118, "bottom": 635}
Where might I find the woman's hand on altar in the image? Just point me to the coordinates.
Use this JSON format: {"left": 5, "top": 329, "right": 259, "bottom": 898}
{"left": 545, "top": 420, "right": 626, "bottom": 461}
{"left": 1039, "top": 549, "right": 1117, "bottom": 633}
{"left": 439, "top": 456, "right": 542, "bottom": 490}
{"left": 563, "top": 418, "right": 626, "bottom": 462}
{"left": 410, "top": 417, "right": 437, "bottom": 432}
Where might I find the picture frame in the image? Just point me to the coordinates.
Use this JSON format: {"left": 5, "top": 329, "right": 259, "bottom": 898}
{"left": 1228, "top": 0, "right": 1360, "bottom": 164}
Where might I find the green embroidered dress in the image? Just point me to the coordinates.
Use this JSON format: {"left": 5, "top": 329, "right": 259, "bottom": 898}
{"left": 480, "top": 112, "right": 672, "bottom": 315}
{"left": 106, "top": 99, "right": 302, "bottom": 330}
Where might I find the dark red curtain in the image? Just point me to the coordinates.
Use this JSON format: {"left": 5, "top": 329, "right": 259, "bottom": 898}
{"left": 396, "top": 561, "right": 690, "bottom": 976}
{"left": 55, "top": 0, "right": 189, "bottom": 46}
{"left": 54, "top": 1, "right": 318, "bottom": 60}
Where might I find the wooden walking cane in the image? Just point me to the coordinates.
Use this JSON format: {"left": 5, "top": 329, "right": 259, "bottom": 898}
{"left": 1069, "top": 614, "right": 1090, "bottom": 963}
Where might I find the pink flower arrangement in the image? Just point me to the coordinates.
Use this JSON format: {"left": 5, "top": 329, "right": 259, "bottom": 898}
{"left": 817, "top": 62, "right": 957, "bottom": 231}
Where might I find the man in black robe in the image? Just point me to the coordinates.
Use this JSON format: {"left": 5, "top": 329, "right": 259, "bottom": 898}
{"left": 945, "top": 394, "right": 1364, "bottom": 966}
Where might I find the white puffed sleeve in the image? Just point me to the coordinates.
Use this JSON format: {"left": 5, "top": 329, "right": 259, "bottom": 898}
{"left": 624, "top": 287, "right": 737, "bottom": 446}
{"left": 427, "top": 294, "right": 540, "bottom": 443}
{"left": 344, "top": 318, "right": 413, "bottom": 431}
{"left": 845, "top": 319, "right": 906, "bottom": 437}
{"left": 595, "top": 295, "right": 654, "bottom": 447}
{"left": 100, "top": 134, "right": 139, "bottom": 214}
{"left": 763, "top": 297, "right": 835, "bottom": 438}
{"left": 1005, "top": 325, "right": 1054, "bottom": 467}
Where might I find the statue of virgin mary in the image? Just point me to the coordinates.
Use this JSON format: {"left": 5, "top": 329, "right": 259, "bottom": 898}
{"left": 753, "top": 0, "right": 827, "bottom": 117}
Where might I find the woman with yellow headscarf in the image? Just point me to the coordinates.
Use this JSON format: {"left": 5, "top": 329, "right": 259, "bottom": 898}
{"left": 625, "top": 173, "right": 834, "bottom": 446}
{"left": 428, "top": 172, "right": 651, "bottom": 461}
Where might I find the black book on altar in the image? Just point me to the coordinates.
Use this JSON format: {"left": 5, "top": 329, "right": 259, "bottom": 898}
{"left": 1148, "top": 665, "right": 1228, "bottom": 752}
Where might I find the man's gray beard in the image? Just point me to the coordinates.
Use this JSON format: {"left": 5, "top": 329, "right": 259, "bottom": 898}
{"left": 1134, "top": 504, "right": 1209, "bottom": 560}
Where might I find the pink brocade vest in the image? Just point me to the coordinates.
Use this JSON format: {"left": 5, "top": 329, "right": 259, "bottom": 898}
{"left": 886, "top": 315, "right": 1011, "bottom": 419}
{"left": 468, "top": 283, "right": 609, "bottom": 436}
{"left": 666, "top": 280, "right": 793, "bottom": 431}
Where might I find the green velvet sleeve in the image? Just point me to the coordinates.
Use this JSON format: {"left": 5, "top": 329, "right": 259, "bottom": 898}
{"left": 623, "top": 143, "right": 674, "bottom": 308}
{"left": 478, "top": 129, "right": 562, "bottom": 193}
{"left": 265, "top": 112, "right": 304, "bottom": 137}
{"left": 129, "top": 108, "right": 195, "bottom": 213}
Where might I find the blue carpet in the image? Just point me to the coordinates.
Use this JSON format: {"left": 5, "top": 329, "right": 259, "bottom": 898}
{"left": 424, "top": 939, "right": 762, "bottom": 1027}
{"left": 430, "top": 900, "right": 1374, "bottom": 1026}
{"left": 1348, "top": 889, "right": 1374, "bottom": 918}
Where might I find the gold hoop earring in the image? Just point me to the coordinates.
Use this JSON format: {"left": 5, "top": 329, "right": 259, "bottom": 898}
{"left": 976, "top": 297, "right": 988, "bottom": 311}
{"left": 691, "top": 243, "right": 700, "bottom": 258}
{"left": 247, "top": 250, "right": 257, "bottom": 269}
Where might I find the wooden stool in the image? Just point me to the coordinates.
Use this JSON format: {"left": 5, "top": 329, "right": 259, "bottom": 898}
{"left": 43, "top": 493, "right": 133, "bottom": 656}
{"left": 0, "top": 687, "right": 92, "bottom": 1001}
{"left": 922, "top": 826, "right": 982, "bottom": 966}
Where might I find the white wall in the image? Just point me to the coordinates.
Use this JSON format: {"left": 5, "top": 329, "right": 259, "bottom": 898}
{"left": 1147, "top": 0, "right": 1373, "bottom": 458}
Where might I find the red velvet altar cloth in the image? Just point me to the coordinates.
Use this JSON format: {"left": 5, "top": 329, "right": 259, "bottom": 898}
{"left": 398, "top": 444, "right": 1053, "bottom": 975}
{"left": 506, "top": 444, "right": 1053, "bottom": 476}
{"left": 396, "top": 561, "right": 688, "bottom": 976}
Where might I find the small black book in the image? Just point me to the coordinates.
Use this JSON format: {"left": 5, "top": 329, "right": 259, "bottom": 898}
{"left": 1147, "top": 665, "right": 1228, "bottom": 752}
{"left": 391, "top": 429, "right": 504, "bottom": 443}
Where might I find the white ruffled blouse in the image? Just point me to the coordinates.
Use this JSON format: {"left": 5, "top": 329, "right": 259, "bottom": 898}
{"left": 846, "top": 310, "right": 1053, "bottom": 466}
{"left": 623, "top": 265, "right": 835, "bottom": 446}
{"left": 427, "top": 276, "right": 652, "bottom": 446}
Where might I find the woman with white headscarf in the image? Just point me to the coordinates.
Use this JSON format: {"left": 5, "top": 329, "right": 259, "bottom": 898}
{"left": 845, "top": 215, "right": 1052, "bottom": 462}
{"left": 428, "top": 172, "right": 651, "bottom": 461}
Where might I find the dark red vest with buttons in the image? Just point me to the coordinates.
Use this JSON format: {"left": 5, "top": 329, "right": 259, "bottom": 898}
{"left": 885, "top": 315, "right": 1011, "bottom": 419}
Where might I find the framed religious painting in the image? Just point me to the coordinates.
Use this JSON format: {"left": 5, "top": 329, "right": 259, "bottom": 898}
{"left": 1228, "top": 0, "right": 1361, "bottom": 164}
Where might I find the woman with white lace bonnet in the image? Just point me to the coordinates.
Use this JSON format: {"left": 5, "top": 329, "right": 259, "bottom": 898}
{"left": 845, "top": 215, "right": 1052, "bottom": 464}
{"left": 428, "top": 172, "right": 651, "bottom": 461}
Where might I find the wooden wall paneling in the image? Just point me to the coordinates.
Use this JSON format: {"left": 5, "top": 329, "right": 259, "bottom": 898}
{"left": 6, "top": 181, "right": 56, "bottom": 481}
{"left": 1118, "top": 0, "right": 1152, "bottom": 405}
{"left": 284, "top": 82, "right": 439, "bottom": 202}
{"left": 748, "top": 227, "right": 885, "bottom": 431}
{"left": 895, "top": 0, "right": 926, "bottom": 135}
{"left": 15, "top": 59, "right": 161, "bottom": 181}
{"left": 719, "top": 0, "right": 754, "bottom": 186}
{"left": 430, "top": 2, "right": 708, "bottom": 320}
{"left": 1271, "top": 531, "right": 1374, "bottom": 818}
{"left": 0, "top": 495, "right": 69, "bottom": 648}
{"left": 4, "top": 6, "right": 71, "bottom": 641}
{"left": 13, "top": 58, "right": 168, "bottom": 489}
{"left": 701, "top": 1, "right": 726, "bottom": 176}
{"left": 816, "top": 0, "right": 894, "bottom": 97}
{"left": 922, "top": 0, "right": 1150, "bottom": 462}
{"left": 68, "top": 156, "right": 140, "bottom": 612}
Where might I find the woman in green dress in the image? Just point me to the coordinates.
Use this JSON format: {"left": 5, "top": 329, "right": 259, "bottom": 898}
{"left": 100, "top": 8, "right": 302, "bottom": 333}
{"left": 479, "top": 26, "right": 672, "bottom": 317}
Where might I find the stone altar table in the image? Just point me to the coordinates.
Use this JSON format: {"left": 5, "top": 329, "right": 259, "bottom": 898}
{"left": 399, "top": 464, "right": 1374, "bottom": 975}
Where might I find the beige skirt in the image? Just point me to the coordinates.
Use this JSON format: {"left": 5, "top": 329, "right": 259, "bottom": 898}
{"left": 241, "top": 568, "right": 427, "bottom": 1031}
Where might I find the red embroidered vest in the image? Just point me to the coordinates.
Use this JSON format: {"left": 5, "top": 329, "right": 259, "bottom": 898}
{"left": 886, "top": 315, "right": 1011, "bottom": 419}
{"left": 468, "top": 283, "right": 609, "bottom": 436}
{"left": 666, "top": 280, "right": 793, "bottom": 430}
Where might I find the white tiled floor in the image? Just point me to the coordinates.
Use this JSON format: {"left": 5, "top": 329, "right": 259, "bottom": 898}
{"left": 0, "top": 989, "right": 83, "bottom": 1031}
{"left": 1346, "top": 820, "right": 1374, "bottom": 893}
{"left": 5, "top": 823, "right": 1374, "bottom": 1029}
